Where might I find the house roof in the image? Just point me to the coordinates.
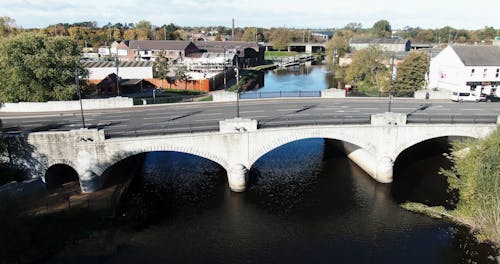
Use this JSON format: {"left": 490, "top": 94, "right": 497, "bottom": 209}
{"left": 83, "top": 61, "right": 154, "bottom": 68}
{"left": 350, "top": 37, "right": 409, "bottom": 44}
{"left": 451, "top": 45, "right": 500, "bottom": 66}
{"left": 128, "top": 40, "right": 195, "bottom": 51}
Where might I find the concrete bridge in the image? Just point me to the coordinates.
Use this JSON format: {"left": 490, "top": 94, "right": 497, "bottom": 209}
{"left": 8, "top": 113, "right": 498, "bottom": 193}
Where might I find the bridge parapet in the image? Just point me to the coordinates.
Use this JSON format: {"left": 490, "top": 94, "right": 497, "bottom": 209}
{"left": 371, "top": 112, "right": 407, "bottom": 126}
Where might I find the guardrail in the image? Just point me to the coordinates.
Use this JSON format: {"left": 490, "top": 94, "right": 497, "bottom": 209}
{"left": 258, "top": 114, "right": 372, "bottom": 129}
{"left": 104, "top": 121, "right": 220, "bottom": 138}
{"left": 406, "top": 114, "right": 497, "bottom": 124}
{"left": 240, "top": 90, "right": 321, "bottom": 99}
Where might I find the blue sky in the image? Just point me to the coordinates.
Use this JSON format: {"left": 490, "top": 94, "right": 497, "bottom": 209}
{"left": 1, "top": 0, "right": 499, "bottom": 29}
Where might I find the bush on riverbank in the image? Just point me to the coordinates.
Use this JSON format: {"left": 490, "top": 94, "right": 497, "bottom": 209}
{"left": 404, "top": 128, "right": 499, "bottom": 246}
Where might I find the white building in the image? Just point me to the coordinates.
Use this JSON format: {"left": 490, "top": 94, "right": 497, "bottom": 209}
{"left": 429, "top": 45, "right": 500, "bottom": 96}
{"left": 83, "top": 61, "right": 154, "bottom": 81}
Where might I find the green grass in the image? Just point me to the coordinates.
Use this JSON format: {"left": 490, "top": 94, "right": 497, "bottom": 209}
{"left": 265, "top": 51, "right": 300, "bottom": 59}
{"left": 198, "top": 95, "right": 213, "bottom": 101}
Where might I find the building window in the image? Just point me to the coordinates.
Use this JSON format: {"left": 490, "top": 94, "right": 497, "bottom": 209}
{"left": 483, "top": 69, "right": 487, "bottom": 78}
{"left": 496, "top": 68, "right": 499, "bottom": 78}
{"left": 471, "top": 69, "right": 475, "bottom": 76}
{"left": 471, "top": 85, "right": 476, "bottom": 91}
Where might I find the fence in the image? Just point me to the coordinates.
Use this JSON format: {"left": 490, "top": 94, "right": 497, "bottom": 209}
{"left": 240, "top": 90, "right": 321, "bottom": 99}
{"left": 258, "top": 114, "right": 372, "bottom": 128}
{"left": 104, "top": 121, "right": 220, "bottom": 138}
{"left": 406, "top": 114, "right": 498, "bottom": 124}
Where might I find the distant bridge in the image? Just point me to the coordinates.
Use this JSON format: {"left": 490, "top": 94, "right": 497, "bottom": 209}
{"left": 9, "top": 113, "right": 498, "bottom": 193}
{"left": 263, "top": 42, "right": 327, "bottom": 53}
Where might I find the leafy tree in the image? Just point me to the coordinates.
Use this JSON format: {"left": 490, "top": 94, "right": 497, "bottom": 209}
{"left": 372, "top": 20, "right": 392, "bottom": 38}
{"left": 441, "top": 129, "right": 500, "bottom": 244}
{"left": 154, "top": 55, "right": 170, "bottom": 89}
{"left": 162, "top": 23, "right": 180, "bottom": 40}
{"left": 0, "top": 16, "right": 17, "bottom": 38}
{"left": 345, "top": 46, "right": 389, "bottom": 92}
{"left": 123, "top": 28, "right": 137, "bottom": 40}
{"left": 392, "top": 51, "right": 429, "bottom": 96}
{"left": 241, "top": 27, "right": 257, "bottom": 42}
{"left": 0, "top": 33, "right": 84, "bottom": 102}
{"left": 344, "top": 22, "right": 362, "bottom": 32}
{"left": 270, "top": 28, "right": 291, "bottom": 51}
{"left": 478, "top": 26, "right": 497, "bottom": 40}
{"left": 175, "top": 65, "right": 189, "bottom": 90}
{"left": 135, "top": 20, "right": 152, "bottom": 40}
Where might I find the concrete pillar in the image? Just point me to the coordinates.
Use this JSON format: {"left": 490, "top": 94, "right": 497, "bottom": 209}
{"left": 227, "top": 163, "right": 248, "bottom": 192}
{"left": 375, "top": 156, "right": 394, "bottom": 183}
{"left": 337, "top": 142, "right": 394, "bottom": 184}
{"left": 305, "top": 45, "right": 312, "bottom": 54}
{"left": 79, "top": 170, "right": 101, "bottom": 193}
{"left": 287, "top": 46, "right": 291, "bottom": 52}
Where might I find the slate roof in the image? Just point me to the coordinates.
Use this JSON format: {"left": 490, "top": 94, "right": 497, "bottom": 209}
{"left": 128, "top": 40, "right": 195, "bottom": 51}
{"left": 451, "top": 45, "right": 500, "bottom": 66}
{"left": 82, "top": 61, "right": 154, "bottom": 68}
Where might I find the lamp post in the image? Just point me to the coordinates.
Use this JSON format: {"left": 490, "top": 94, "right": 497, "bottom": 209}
{"left": 75, "top": 68, "right": 86, "bottom": 129}
{"left": 114, "top": 56, "right": 120, "bottom": 96}
{"left": 388, "top": 51, "right": 396, "bottom": 112}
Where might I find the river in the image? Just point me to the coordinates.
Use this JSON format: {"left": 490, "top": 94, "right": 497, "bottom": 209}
{"left": 52, "top": 138, "right": 496, "bottom": 263}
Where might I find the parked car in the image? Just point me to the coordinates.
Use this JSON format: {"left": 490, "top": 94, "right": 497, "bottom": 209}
{"left": 485, "top": 94, "right": 500, "bottom": 102}
{"left": 450, "top": 92, "right": 486, "bottom": 102}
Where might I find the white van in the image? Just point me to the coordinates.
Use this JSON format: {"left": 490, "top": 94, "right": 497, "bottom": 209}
{"left": 450, "top": 92, "right": 486, "bottom": 102}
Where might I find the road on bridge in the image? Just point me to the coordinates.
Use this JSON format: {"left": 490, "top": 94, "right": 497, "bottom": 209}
{"left": 1, "top": 98, "right": 499, "bottom": 138}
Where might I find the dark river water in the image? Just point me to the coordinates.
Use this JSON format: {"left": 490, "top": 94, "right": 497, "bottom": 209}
{"left": 92, "top": 138, "right": 495, "bottom": 263}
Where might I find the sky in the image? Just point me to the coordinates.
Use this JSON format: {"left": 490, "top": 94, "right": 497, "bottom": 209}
{"left": 1, "top": 0, "right": 499, "bottom": 30}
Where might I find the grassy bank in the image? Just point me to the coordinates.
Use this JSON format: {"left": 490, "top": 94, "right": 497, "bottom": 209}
{"left": 265, "top": 51, "right": 300, "bottom": 59}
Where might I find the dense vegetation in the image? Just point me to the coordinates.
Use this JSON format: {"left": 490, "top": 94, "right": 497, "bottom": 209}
{"left": 442, "top": 129, "right": 500, "bottom": 244}
{"left": 0, "top": 32, "right": 83, "bottom": 102}
{"left": 403, "top": 129, "right": 500, "bottom": 246}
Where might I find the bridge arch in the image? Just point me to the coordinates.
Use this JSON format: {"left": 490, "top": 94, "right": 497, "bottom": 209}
{"left": 393, "top": 132, "right": 482, "bottom": 162}
{"left": 45, "top": 163, "right": 79, "bottom": 190}
{"left": 97, "top": 144, "right": 230, "bottom": 183}
{"left": 249, "top": 133, "right": 371, "bottom": 169}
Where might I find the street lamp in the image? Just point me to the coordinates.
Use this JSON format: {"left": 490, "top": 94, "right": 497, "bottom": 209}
{"left": 74, "top": 68, "right": 86, "bottom": 129}
{"left": 114, "top": 56, "right": 120, "bottom": 97}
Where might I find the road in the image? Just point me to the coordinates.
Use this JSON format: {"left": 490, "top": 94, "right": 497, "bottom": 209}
{"left": 1, "top": 98, "right": 499, "bottom": 138}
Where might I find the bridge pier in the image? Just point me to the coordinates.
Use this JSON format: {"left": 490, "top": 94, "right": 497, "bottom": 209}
{"left": 79, "top": 170, "right": 101, "bottom": 193}
{"left": 227, "top": 163, "right": 248, "bottom": 192}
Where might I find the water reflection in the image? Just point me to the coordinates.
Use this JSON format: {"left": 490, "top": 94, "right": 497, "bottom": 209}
{"left": 69, "top": 139, "right": 496, "bottom": 263}
{"left": 247, "top": 65, "right": 329, "bottom": 93}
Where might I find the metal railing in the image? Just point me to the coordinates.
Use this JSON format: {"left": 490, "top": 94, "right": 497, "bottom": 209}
{"left": 258, "top": 114, "right": 371, "bottom": 129}
{"left": 104, "top": 121, "right": 220, "bottom": 138}
{"left": 240, "top": 90, "right": 321, "bottom": 99}
{"left": 406, "top": 114, "right": 498, "bottom": 124}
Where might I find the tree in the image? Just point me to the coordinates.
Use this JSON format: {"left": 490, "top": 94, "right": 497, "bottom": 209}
{"left": 391, "top": 51, "right": 429, "bottom": 96}
{"left": 135, "top": 20, "right": 152, "bottom": 40}
{"left": 0, "top": 33, "right": 84, "bottom": 102}
{"left": 441, "top": 129, "right": 500, "bottom": 244}
{"left": 269, "top": 28, "right": 291, "bottom": 51}
{"left": 372, "top": 20, "right": 392, "bottom": 38}
{"left": 0, "top": 16, "right": 17, "bottom": 38}
{"left": 345, "top": 46, "right": 389, "bottom": 92}
{"left": 154, "top": 55, "right": 170, "bottom": 89}
{"left": 175, "top": 65, "right": 189, "bottom": 90}
{"left": 241, "top": 27, "right": 257, "bottom": 42}
{"left": 344, "top": 22, "right": 362, "bottom": 33}
{"left": 123, "top": 28, "right": 137, "bottom": 40}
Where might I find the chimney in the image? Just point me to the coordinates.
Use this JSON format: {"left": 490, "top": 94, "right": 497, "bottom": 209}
{"left": 232, "top": 18, "right": 235, "bottom": 41}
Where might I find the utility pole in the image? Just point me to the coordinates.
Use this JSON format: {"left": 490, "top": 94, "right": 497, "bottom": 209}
{"left": 75, "top": 68, "right": 86, "bottom": 129}
{"left": 115, "top": 56, "right": 120, "bottom": 96}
